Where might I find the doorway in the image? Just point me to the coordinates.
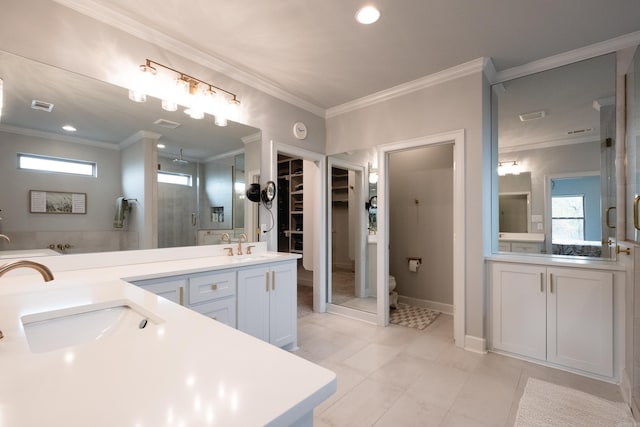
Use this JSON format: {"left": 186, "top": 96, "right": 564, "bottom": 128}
{"left": 377, "top": 130, "right": 465, "bottom": 347}
{"left": 272, "top": 142, "right": 327, "bottom": 315}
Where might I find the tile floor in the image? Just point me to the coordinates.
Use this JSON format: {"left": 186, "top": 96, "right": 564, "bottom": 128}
{"left": 294, "top": 312, "right": 626, "bottom": 427}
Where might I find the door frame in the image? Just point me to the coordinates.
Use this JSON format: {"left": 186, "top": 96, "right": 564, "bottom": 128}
{"left": 270, "top": 141, "right": 327, "bottom": 313}
{"left": 377, "top": 129, "right": 466, "bottom": 346}
{"left": 326, "top": 157, "right": 368, "bottom": 316}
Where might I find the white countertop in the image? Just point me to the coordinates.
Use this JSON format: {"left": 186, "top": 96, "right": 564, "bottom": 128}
{"left": 0, "top": 247, "right": 335, "bottom": 426}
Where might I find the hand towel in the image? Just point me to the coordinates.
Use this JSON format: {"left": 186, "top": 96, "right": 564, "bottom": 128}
{"left": 114, "top": 197, "right": 128, "bottom": 228}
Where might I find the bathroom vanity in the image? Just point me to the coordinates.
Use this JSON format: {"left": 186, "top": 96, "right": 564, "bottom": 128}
{"left": 0, "top": 245, "right": 335, "bottom": 426}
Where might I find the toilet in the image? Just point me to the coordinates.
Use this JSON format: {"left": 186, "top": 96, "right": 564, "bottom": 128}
{"left": 389, "top": 275, "right": 399, "bottom": 309}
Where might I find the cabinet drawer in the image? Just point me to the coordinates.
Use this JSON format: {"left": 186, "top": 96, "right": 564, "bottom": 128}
{"left": 191, "top": 297, "right": 237, "bottom": 328}
{"left": 188, "top": 271, "right": 236, "bottom": 304}
{"left": 134, "top": 277, "right": 186, "bottom": 305}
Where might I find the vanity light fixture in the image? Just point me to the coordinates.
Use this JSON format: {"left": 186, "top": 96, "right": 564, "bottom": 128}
{"left": 128, "top": 59, "right": 240, "bottom": 126}
{"left": 497, "top": 160, "right": 522, "bottom": 176}
{"left": 356, "top": 5, "right": 381, "bottom": 24}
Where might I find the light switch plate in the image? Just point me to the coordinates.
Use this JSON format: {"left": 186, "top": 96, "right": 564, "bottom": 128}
{"left": 531, "top": 214, "right": 543, "bottom": 222}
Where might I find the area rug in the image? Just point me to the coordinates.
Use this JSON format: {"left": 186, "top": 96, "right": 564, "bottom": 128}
{"left": 389, "top": 303, "right": 440, "bottom": 330}
{"left": 514, "top": 378, "right": 634, "bottom": 427}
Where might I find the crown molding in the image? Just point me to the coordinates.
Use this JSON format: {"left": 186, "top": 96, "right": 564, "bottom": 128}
{"left": 326, "top": 57, "right": 489, "bottom": 118}
{"left": 204, "top": 147, "right": 244, "bottom": 163}
{"left": 498, "top": 134, "right": 598, "bottom": 154}
{"left": 0, "top": 123, "right": 119, "bottom": 150}
{"left": 52, "top": 0, "right": 326, "bottom": 118}
{"left": 493, "top": 30, "right": 640, "bottom": 84}
{"left": 241, "top": 132, "right": 262, "bottom": 145}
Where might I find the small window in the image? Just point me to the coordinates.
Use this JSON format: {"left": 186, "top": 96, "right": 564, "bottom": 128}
{"left": 158, "top": 171, "right": 192, "bottom": 186}
{"left": 18, "top": 153, "right": 96, "bottom": 177}
{"left": 552, "top": 195, "right": 585, "bottom": 241}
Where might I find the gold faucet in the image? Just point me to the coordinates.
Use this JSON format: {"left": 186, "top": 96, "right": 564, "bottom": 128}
{"left": 220, "top": 233, "right": 231, "bottom": 245}
{"left": 0, "top": 260, "right": 54, "bottom": 282}
{"left": 0, "top": 234, "right": 10, "bottom": 243}
{"left": 237, "top": 233, "right": 247, "bottom": 256}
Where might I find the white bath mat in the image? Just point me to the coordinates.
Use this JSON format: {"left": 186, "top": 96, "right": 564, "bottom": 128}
{"left": 514, "top": 378, "right": 634, "bottom": 427}
{"left": 389, "top": 303, "right": 440, "bottom": 330}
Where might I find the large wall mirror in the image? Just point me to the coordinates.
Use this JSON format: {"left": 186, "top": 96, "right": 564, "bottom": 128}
{"left": 493, "top": 53, "right": 616, "bottom": 258}
{"left": 0, "top": 50, "right": 260, "bottom": 257}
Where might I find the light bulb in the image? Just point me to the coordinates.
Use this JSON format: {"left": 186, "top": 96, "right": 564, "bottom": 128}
{"left": 128, "top": 89, "right": 146, "bottom": 103}
{"left": 214, "top": 115, "right": 228, "bottom": 127}
{"left": 356, "top": 6, "right": 380, "bottom": 24}
{"left": 162, "top": 99, "right": 178, "bottom": 112}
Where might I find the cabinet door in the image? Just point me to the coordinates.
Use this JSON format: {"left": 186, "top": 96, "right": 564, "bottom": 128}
{"left": 547, "top": 267, "right": 613, "bottom": 376}
{"left": 269, "top": 261, "right": 297, "bottom": 348}
{"left": 237, "top": 265, "right": 270, "bottom": 342}
{"left": 491, "top": 263, "right": 546, "bottom": 360}
{"left": 134, "top": 277, "right": 186, "bottom": 305}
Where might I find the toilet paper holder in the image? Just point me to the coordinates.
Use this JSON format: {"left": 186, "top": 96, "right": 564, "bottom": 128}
{"left": 407, "top": 257, "right": 421, "bottom": 272}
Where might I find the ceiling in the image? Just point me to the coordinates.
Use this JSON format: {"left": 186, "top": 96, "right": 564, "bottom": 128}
{"left": 0, "top": 50, "right": 259, "bottom": 160}
{"left": 57, "top": 0, "right": 640, "bottom": 110}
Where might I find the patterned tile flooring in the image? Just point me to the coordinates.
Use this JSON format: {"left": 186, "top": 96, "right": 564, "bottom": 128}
{"left": 390, "top": 303, "right": 441, "bottom": 330}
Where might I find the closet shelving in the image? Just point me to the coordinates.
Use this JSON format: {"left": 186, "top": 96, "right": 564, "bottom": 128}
{"left": 331, "top": 167, "right": 349, "bottom": 203}
{"left": 277, "top": 155, "right": 304, "bottom": 254}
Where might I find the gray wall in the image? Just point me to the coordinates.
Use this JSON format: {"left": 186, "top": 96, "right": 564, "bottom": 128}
{"left": 327, "top": 72, "right": 489, "bottom": 339}
{"left": 0, "top": 130, "right": 125, "bottom": 252}
{"left": 389, "top": 144, "right": 454, "bottom": 305}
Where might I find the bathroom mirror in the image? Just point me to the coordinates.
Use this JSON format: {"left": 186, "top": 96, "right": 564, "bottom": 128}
{"left": 493, "top": 53, "right": 616, "bottom": 258}
{"left": 499, "top": 172, "right": 531, "bottom": 233}
{"left": 0, "top": 49, "right": 260, "bottom": 255}
{"left": 327, "top": 149, "right": 376, "bottom": 316}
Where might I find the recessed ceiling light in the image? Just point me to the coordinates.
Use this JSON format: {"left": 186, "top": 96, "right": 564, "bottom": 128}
{"left": 157, "top": 143, "right": 166, "bottom": 149}
{"left": 62, "top": 125, "right": 77, "bottom": 132}
{"left": 356, "top": 6, "right": 380, "bottom": 24}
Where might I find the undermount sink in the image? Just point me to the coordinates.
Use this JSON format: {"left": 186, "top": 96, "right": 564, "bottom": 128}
{"left": 21, "top": 300, "right": 162, "bottom": 353}
{"left": 229, "top": 253, "right": 281, "bottom": 263}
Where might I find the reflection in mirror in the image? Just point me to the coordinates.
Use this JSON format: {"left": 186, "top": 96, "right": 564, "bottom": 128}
{"left": 493, "top": 53, "right": 616, "bottom": 258}
{"left": 0, "top": 50, "right": 260, "bottom": 256}
{"left": 327, "top": 150, "right": 374, "bottom": 315}
{"left": 499, "top": 172, "right": 531, "bottom": 233}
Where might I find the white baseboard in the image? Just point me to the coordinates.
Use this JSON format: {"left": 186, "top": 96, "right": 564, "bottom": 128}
{"left": 397, "top": 295, "right": 454, "bottom": 315}
{"left": 621, "top": 368, "right": 633, "bottom": 405}
{"left": 464, "top": 335, "right": 487, "bottom": 354}
{"left": 326, "top": 304, "right": 377, "bottom": 324}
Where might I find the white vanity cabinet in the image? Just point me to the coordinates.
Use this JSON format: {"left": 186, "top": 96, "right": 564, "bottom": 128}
{"left": 128, "top": 258, "right": 298, "bottom": 348}
{"left": 131, "top": 270, "right": 237, "bottom": 328}
{"left": 237, "top": 261, "right": 297, "bottom": 349}
{"left": 188, "top": 270, "right": 237, "bottom": 328}
{"left": 490, "top": 262, "right": 614, "bottom": 377}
